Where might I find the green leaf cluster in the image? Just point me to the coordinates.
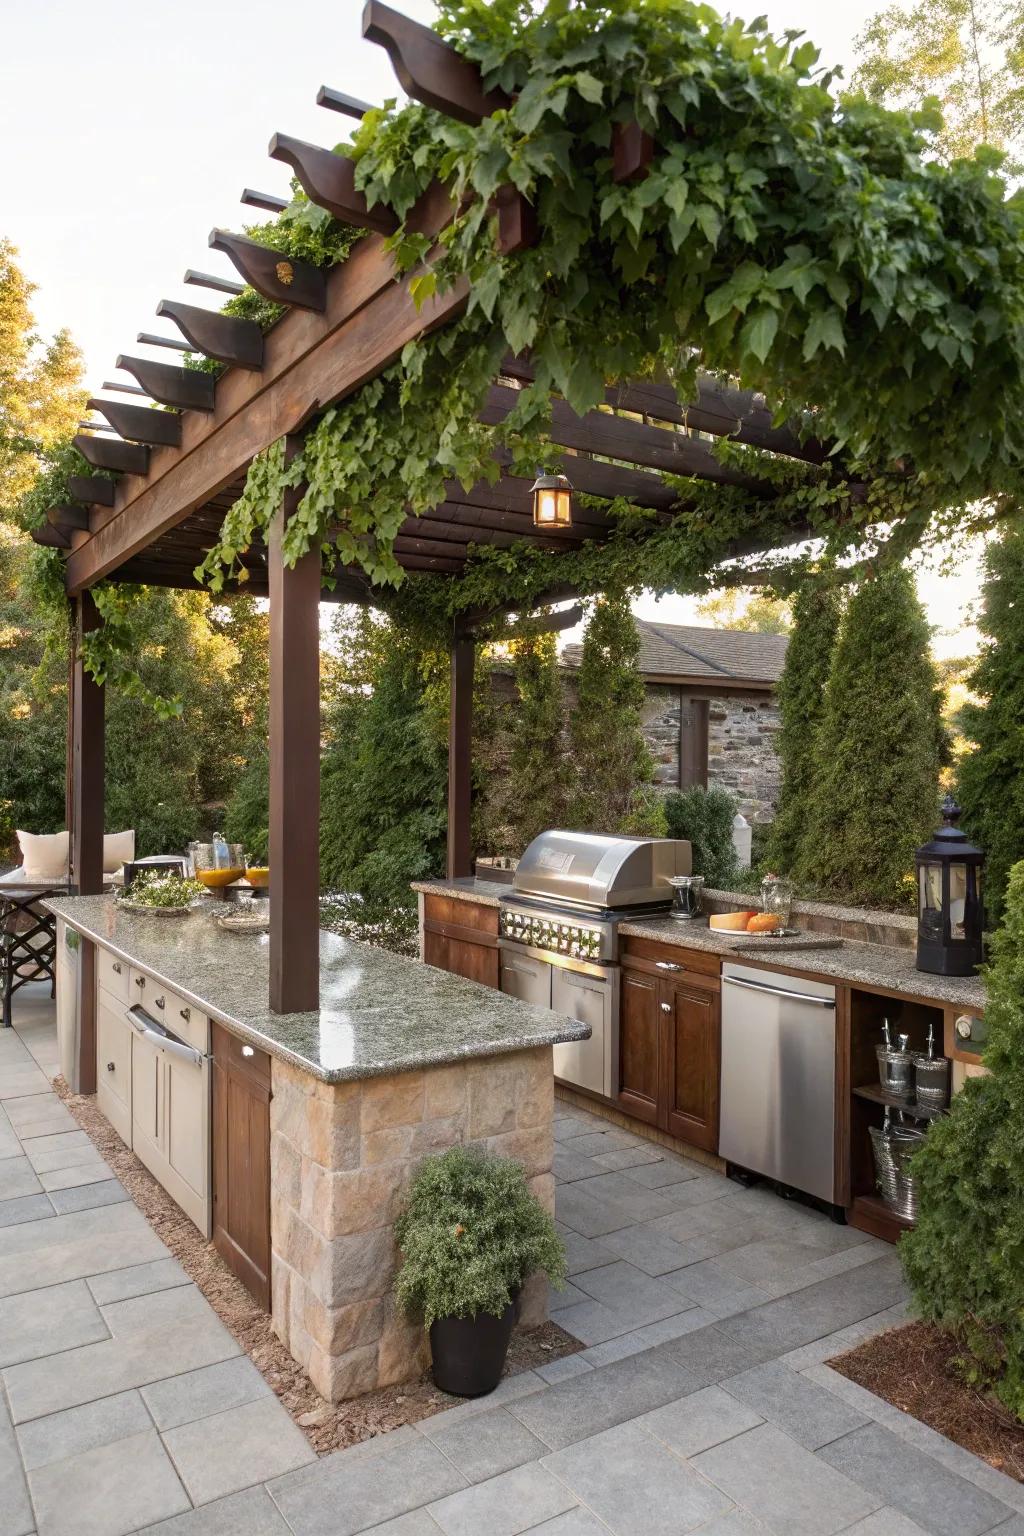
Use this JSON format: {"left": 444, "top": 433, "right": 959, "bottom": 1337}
{"left": 394, "top": 1145, "right": 566, "bottom": 1327}
{"left": 901, "top": 859, "right": 1024, "bottom": 1420}
{"left": 663, "top": 784, "right": 740, "bottom": 889}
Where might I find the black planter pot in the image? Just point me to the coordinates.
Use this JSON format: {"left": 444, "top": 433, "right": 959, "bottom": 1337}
{"left": 429, "top": 1292, "right": 519, "bottom": 1397}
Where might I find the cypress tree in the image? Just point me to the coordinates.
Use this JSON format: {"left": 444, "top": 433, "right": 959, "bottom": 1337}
{"left": 797, "top": 565, "right": 942, "bottom": 907}
{"left": 767, "top": 579, "right": 843, "bottom": 874}
{"left": 956, "top": 526, "right": 1024, "bottom": 929}
{"left": 567, "top": 595, "right": 657, "bottom": 833}
{"left": 495, "top": 631, "right": 571, "bottom": 853}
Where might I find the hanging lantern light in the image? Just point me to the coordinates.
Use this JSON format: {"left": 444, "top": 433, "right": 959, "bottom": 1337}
{"left": 531, "top": 470, "right": 573, "bottom": 528}
{"left": 915, "top": 795, "right": 985, "bottom": 977}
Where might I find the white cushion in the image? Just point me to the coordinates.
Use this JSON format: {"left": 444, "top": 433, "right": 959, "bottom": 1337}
{"left": 103, "top": 830, "right": 135, "bottom": 874}
{"left": 17, "top": 831, "right": 69, "bottom": 882}
{"left": 0, "top": 867, "right": 28, "bottom": 884}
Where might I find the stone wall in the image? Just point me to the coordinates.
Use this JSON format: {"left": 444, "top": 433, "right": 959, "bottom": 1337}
{"left": 642, "top": 683, "right": 782, "bottom": 823}
{"left": 269, "top": 1046, "right": 554, "bottom": 1402}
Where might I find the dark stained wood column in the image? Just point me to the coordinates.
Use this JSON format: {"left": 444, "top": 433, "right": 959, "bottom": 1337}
{"left": 447, "top": 635, "right": 474, "bottom": 879}
{"left": 71, "top": 592, "right": 105, "bottom": 896}
{"left": 269, "top": 438, "right": 321, "bottom": 1013}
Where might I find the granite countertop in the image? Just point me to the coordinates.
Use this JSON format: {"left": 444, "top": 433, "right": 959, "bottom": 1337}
{"left": 618, "top": 915, "right": 987, "bottom": 1011}
{"left": 46, "top": 896, "right": 588, "bottom": 1085}
{"left": 412, "top": 877, "right": 508, "bottom": 908}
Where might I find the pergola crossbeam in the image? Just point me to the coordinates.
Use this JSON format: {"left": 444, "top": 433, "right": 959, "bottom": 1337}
{"left": 115, "top": 355, "right": 217, "bottom": 412}
{"left": 209, "top": 229, "right": 327, "bottom": 312}
{"left": 156, "top": 300, "right": 264, "bottom": 370}
{"left": 269, "top": 134, "right": 397, "bottom": 234}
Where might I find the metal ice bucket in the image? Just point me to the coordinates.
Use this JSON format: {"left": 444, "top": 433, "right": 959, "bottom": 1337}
{"left": 876, "top": 1043, "right": 915, "bottom": 1100}
{"left": 914, "top": 1054, "right": 951, "bottom": 1108}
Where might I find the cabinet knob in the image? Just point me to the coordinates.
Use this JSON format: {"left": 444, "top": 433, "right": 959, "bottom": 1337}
{"left": 112, "top": 962, "right": 122, "bottom": 975}
{"left": 241, "top": 1045, "right": 255, "bottom": 1058}
{"left": 180, "top": 1007, "right": 191, "bottom": 1022}
{"left": 135, "top": 976, "right": 145, "bottom": 988}
{"left": 655, "top": 960, "right": 684, "bottom": 972}
{"left": 660, "top": 1001, "right": 672, "bottom": 1014}
{"left": 106, "top": 1061, "right": 115, "bottom": 1072}
{"left": 154, "top": 996, "right": 165, "bottom": 1010}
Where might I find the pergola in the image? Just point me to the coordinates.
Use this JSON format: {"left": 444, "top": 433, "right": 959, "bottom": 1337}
{"left": 35, "top": 2, "right": 844, "bottom": 1030}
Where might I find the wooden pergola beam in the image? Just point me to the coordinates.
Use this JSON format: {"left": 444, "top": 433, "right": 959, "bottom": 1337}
{"left": 73, "top": 432, "right": 149, "bottom": 476}
{"left": 362, "top": 0, "right": 509, "bottom": 125}
{"left": 115, "top": 355, "right": 217, "bottom": 413}
{"left": 447, "top": 635, "right": 474, "bottom": 877}
{"left": 67, "top": 476, "right": 115, "bottom": 507}
{"left": 88, "top": 398, "right": 182, "bottom": 449}
{"left": 48, "top": 505, "right": 91, "bottom": 533}
{"left": 31, "top": 522, "right": 71, "bottom": 550}
{"left": 156, "top": 300, "right": 264, "bottom": 370}
{"left": 269, "top": 134, "right": 397, "bottom": 234}
{"left": 209, "top": 229, "right": 327, "bottom": 312}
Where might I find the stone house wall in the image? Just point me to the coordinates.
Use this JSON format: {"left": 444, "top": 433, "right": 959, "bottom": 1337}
{"left": 642, "top": 683, "right": 782, "bottom": 824}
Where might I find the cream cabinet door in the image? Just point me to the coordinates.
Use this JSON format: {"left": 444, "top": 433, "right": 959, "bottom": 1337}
{"left": 96, "top": 993, "right": 132, "bottom": 1145}
{"left": 130, "top": 1022, "right": 163, "bottom": 1177}
{"left": 162, "top": 1046, "right": 210, "bottom": 1235}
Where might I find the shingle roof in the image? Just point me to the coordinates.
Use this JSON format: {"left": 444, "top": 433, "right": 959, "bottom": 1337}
{"left": 562, "top": 619, "right": 788, "bottom": 685}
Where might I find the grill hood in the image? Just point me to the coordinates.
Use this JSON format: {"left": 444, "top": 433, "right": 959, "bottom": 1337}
{"left": 512, "top": 830, "right": 692, "bottom": 912}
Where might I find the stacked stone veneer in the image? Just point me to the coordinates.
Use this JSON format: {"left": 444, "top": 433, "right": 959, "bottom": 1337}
{"left": 643, "top": 683, "right": 782, "bottom": 822}
{"left": 269, "top": 1045, "right": 554, "bottom": 1403}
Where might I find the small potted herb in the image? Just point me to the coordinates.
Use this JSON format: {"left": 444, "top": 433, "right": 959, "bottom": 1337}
{"left": 394, "top": 1145, "right": 566, "bottom": 1397}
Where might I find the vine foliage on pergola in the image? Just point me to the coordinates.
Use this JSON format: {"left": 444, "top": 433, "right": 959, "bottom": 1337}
{"left": 194, "top": 0, "right": 1024, "bottom": 636}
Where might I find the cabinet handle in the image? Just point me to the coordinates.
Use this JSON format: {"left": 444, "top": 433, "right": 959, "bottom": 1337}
{"left": 135, "top": 976, "right": 145, "bottom": 989}
{"left": 106, "top": 1061, "right": 115, "bottom": 1072}
{"left": 112, "top": 962, "right": 122, "bottom": 975}
{"left": 154, "top": 996, "right": 165, "bottom": 1010}
{"left": 180, "top": 1007, "right": 191, "bottom": 1022}
{"left": 655, "top": 961, "right": 684, "bottom": 972}
{"left": 660, "top": 1001, "right": 672, "bottom": 1014}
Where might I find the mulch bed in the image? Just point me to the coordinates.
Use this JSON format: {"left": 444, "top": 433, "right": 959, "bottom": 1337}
{"left": 53, "top": 1076, "right": 582, "bottom": 1456}
{"left": 830, "top": 1320, "right": 1024, "bottom": 1483}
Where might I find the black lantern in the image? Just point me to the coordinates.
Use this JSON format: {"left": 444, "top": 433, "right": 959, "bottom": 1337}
{"left": 915, "top": 795, "right": 985, "bottom": 976}
{"left": 530, "top": 470, "right": 573, "bottom": 528}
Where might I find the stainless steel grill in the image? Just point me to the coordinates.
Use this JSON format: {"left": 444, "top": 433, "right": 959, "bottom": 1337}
{"left": 498, "top": 831, "right": 691, "bottom": 1097}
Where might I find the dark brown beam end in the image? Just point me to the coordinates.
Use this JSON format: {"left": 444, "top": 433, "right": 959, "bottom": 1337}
{"left": 242, "top": 188, "right": 289, "bottom": 213}
{"left": 88, "top": 398, "right": 182, "bottom": 449}
{"left": 184, "top": 268, "right": 245, "bottom": 297}
{"left": 68, "top": 475, "right": 116, "bottom": 507}
{"left": 73, "top": 432, "right": 149, "bottom": 476}
{"left": 156, "top": 299, "right": 264, "bottom": 370}
{"left": 362, "top": 0, "right": 509, "bottom": 125}
{"left": 317, "top": 85, "right": 374, "bottom": 118}
{"left": 47, "top": 505, "right": 91, "bottom": 533}
{"left": 495, "top": 185, "right": 538, "bottom": 255}
{"left": 115, "top": 354, "right": 217, "bottom": 413}
{"left": 268, "top": 133, "right": 397, "bottom": 235}
{"left": 31, "top": 522, "right": 71, "bottom": 549}
{"left": 209, "top": 229, "right": 326, "bottom": 313}
{"left": 612, "top": 121, "right": 655, "bottom": 183}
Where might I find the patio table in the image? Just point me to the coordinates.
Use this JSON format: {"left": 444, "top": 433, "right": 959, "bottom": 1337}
{"left": 0, "top": 881, "right": 69, "bottom": 1028}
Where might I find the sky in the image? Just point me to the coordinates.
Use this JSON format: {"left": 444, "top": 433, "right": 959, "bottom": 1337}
{"left": 0, "top": 0, "right": 984, "bottom": 659}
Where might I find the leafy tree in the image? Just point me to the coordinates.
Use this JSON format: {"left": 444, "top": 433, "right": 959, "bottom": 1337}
{"left": 483, "top": 628, "right": 570, "bottom": 855}
{"left": 853, "top": 0, "right": 1022, "bottom": 165}
{"left": 797, "top": 566, "right": 943, "bottom": 907}
{"left": 956, "top": 526, "right": 1024, "bottom": 927}
{"left": 0, "top": 240, "right": 86, "bottom": 513}
{"left": 664, "top": 784, "right": 739, "bottom": 888}
{"left": 767, "top": 580, "right": 844, "bottom": 874}
{"left": 901, "top": 858, "right": 1024, "bottom": 1420}
{"left": 567, "top": 596, "right": 659, "bottom": 833}
{"left": 696, "top": 588, "right": 793, "bottom": 634}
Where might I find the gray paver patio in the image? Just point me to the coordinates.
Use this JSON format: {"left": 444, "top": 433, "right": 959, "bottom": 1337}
{"left": 2, "top": 985, "right": 1023, "bottom": 1536}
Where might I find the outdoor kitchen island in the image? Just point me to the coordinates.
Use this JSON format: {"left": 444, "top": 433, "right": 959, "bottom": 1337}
{"left": 44, "top": 893, "right": 588, "bottom": 1403}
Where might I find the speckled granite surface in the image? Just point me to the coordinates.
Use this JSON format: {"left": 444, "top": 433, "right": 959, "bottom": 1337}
{"left": 411, "top": 877, "right": 507, "bottom": 907}
{"left": 45, "top": 896, "right": 588, "bottom": 1083}
{"left": 618, "top": 915, "right": 987, "bottom": 1011}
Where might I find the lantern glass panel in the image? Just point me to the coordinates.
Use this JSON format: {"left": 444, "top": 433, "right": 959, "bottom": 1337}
{"left": 919, "top": 861, "right": 943, "bottom": 941}
{"left": 949, "top": 862, "right": 968, "bottom": 939}
{"left": 533, "top": 485, "right": 572, "bottom": 527}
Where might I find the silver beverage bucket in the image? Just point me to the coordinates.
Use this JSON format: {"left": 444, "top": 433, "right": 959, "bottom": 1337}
{"left": 877, "top": 1044, "right": 915, "bottom": 1100}
{"left": 869, "top": 1125, "right": 901, "bottom": 1205}
{"left": 914, "top": 1055, "right": 950, "bottom": 1108}
{"left": 870, "top": 1124, "right": 925, "bottom": 1219}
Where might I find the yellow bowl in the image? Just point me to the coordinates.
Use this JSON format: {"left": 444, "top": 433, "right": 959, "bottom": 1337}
{"left": 196, "top": 867, "right": 245, "bottom": 890}
{"left": 246, "top": 868, "right": 270, "bottom": 889}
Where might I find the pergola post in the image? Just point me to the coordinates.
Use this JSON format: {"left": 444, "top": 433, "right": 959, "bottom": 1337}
{"left": 447, "top": 634, "right": 474, "bottom": 879}
{"left": 269, "top": 437, "right": 321, "bottom": 1013}
{"left": 70, "top": 593, "right": 105, "bottom": 897}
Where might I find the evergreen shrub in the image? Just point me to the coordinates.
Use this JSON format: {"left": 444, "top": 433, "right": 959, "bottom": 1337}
{"left": 901, "top": 859, "right": 1024, "bottom": 1420}
{"left": 663, "top": 784, "right": 739, "bottom": 889}
{"left": 394, "top": 1146, "right": 566, "bottom": 1327}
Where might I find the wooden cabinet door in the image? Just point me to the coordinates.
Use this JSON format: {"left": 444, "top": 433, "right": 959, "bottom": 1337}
{"left": 618, "top": 967, "right": 661, "bottom": 1126}
{"left": 212, "top": 1024, "right": 271, "bottom": 1309}
{"left": 661, "top": 977, "right": 720, "bottom": 1151}
{"left": 422, "top": 900, "right": 500, "bottom": 989}
{"left": 444, "top": 935, "right": 500, "bottom": 988}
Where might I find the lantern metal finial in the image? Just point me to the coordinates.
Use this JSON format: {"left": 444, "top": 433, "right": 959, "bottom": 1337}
{"left": 530, "top": 469, "right": 573, "bottom": 528}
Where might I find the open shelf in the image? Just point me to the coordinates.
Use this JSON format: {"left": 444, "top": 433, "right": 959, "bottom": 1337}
{"left": 852, "top": 1081, "right": 949, "bottom": 1122}
{"left": 849, "top": 1192, "right": 915, "bottom": 1243}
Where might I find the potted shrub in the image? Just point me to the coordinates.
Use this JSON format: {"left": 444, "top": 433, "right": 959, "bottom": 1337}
{"left": 394, "top": 1145, "right": 566, "bottom": 1397}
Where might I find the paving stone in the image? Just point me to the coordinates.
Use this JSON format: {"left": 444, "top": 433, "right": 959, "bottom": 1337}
{"left": 0, "top": 1199, "right": 147, "bottom": 1258}
{"left": 16, "top": 1389, "right": 150, "bottom": 1471}
{"left": 713, "top": 1256, "right": 907, "bottom": 1358}
{"left": 555, "top": 1182, "right": 636, "bottom": 1239}
{"left": 136, "top": 1484, "right": 293, "bottom": 1535}
{"left": 420, "top": 1405, "right": 549, "bottom": 1482}
{"left": 162, "top": 1395, "right": 314, "bottom": 1504}
{"left": 713, "top": 1236, "right": 859, "bottom": 1288}
{"left": 722, "top": 1359, "right": 868, "bottom": 1449}
{"left": 687, "top": 1515, "right": 769, "bottom": 1536}
{"left": 428, "top": 1461, "right": 577, "bottom": 1536}
{"left": 3, "top": 1096, "right": 75, "bottom": 1136}
{"left": 555, "top": 1225, "right": 614, "bottom": 1276}
{"left": 101, "top": 1281, "right": 223, "bottom": 1337}
{"left": 37, "top": 1159, "right": 113, "bottom": 1192}
{"left": 573, "top": 1260, "right": 692, "bottom": 1325}
{"left": 591, "top": 1144, "right": 664, "bottom": 1171}
{"left": 559, "top": 1129, "right": 640, "bottom": 1157}
{"left": 27, "top": 1427, "right": 190, "bottom": 1536}
{"left": 597, "top": 1223, "right": 703, "bottom": 1276}
{"left": 86, "top": 1257, "right": 190, "bottom": 1306}
{"left": 658, "top": 1321, "right": 777, "bottom": 1386}
{"left": 638, "top": 1384, "right": 764, "bottom": 1457}
{"left": 4, "top": 1309, "right": 240, "bottom": 1421}
{"left": 839, "top": 1513, "right": 930, "bottom": 1536}
{"left": 552, "top": 1150, "right": 604, "bottom": 1184}
{"left": 692, "top": 1422, "right": 880, "bottom": 1536}
{"left": 142, "top": 1355, "right": 271, "bottom": 1429}
{"left": 818, "top": 1421, "right": 1013, "bottom": 1536}
{"left": 47, "top": 1178, "right": 128, "bottom": 1214}
{"left": 357, "top": 1514, "right": 448, "bottom": 1535}
{"left": 0, "top": 1156, "right": 42, "bottom": 1202}
{"left": 621, "top": 1156, "right": 702, "bottom": 1188}
{"left": 756, "top": 1242, "right": 892, "bottom": 1301}
{"left": 0, "top": 1193, "right": 53, "bottom": 1228}
{"left": 542, "top": 1419, "right": 733, "bottom": 1534}
{"left": 508, "top": 1346, "right": 698, "bottom": 1451}
{"left": 0, "top": 1390, "right": 33, "bottom": 1536}
{"left": 549, "top": 1280, "right": 589, "bottom": 1312}
{"left": 0, "top": 1112, "right": 22, "bottom": 1163}
{"left": 553, "top": 1296, "right": 646, "bottom": 1347}
{"left": 521, "top": 1510, "right": 610, "bottom": 1536}
{"left": 0, "top": 1278, "right": 108, "bottom": 1366}
{"left": 536, "top": 1354, "right": 593, "bottom": 1384}
{"left": 22, "top": 1139, "right": 100, "bottom": 1174}
{"left": 569, "top": 1172, "right": 680, "bottom": 1223}
{"left": 661, "top": 1259, "right": 772, "bottom": 1317}
{"left": 0, "top": 1065, "right": 53, "bottom": 1100}
{"left": 415, "top": 1368, "right": 545, "bottom": 1430}
{"left": 553, "top": 1116, "right": 596, "bottom": 1143}
{"left": 268, "top": 1432, "right": 467, "bottom": 1536}
{"left": 18, "top": 1128, "right": 92, "bottom": 1157}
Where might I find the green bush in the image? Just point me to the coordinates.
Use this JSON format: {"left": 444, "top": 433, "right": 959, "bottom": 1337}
{"left": 663, "top": 785, "right": 739, "bottom": 889}
{"left": 901, "top": 859, "right": 1024, "bottom": 1420}
{"left": 394, "top": 1145, "right": 566, "bottom": 1327}
{"left": 567, "top": 595, "right": 656, "bottom": 834}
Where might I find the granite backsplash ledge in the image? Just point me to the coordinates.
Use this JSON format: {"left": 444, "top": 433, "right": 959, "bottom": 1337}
{"left": 45, "top": 895, "right": 588, "bottom": 1084}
